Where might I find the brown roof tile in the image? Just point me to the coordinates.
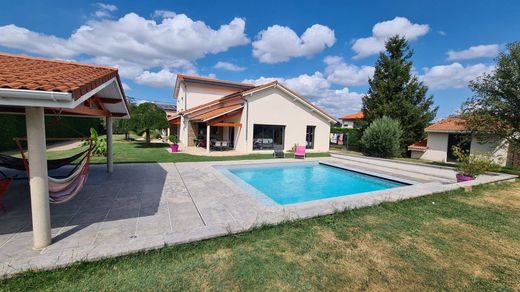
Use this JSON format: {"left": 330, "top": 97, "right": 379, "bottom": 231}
{"left": 408, "top": 139, "right": 428, "bottom": 150}
{"left": 425, "top": 116, "right": 467, "bottom": 132}
{"left": 0, "top": 52, "right": 119, "bottom": 99}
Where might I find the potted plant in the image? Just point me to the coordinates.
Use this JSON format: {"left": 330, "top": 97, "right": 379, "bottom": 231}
{"left": 452, "top": 146, "right": 497, "bottom": 182}
{"left": 169, "top": 134, "right": 179, "bottom": 152}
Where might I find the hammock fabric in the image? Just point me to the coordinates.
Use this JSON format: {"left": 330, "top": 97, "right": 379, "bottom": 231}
{"left": 16, "top": 140, "right": 93, "bottom": 204}
{"left": 0, "top": 176, "right": 13, "bottom": 212}
{"left": 0, "top": 150, "right": 88, "bottom": 172}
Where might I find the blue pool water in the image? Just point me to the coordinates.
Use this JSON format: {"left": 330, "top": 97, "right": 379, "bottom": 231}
{"left": 225, "top": 163, "right": 406, "bottom": 205}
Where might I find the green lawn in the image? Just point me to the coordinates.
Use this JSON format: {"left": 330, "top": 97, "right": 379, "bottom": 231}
{"left": 2, "top": 181, "right": 519, "bottom": 290}
{"left": 2, "top": 135, "right": 329, "bottom": 164}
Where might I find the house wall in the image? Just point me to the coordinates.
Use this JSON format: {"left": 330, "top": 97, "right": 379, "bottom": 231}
{"left": 176, "top": 82, "right": 239, "bottom": 112}
{"left": 342, "top": 120, "right": 354, "bottom": 128}
{"left": 418, "top": 133, "right": 449, "bottom": 162}
{"left": 234, "top": 87, "right": 331, "bottom": 152}
{"left": 470, "top": 139, "right": 508, "bottom": 166}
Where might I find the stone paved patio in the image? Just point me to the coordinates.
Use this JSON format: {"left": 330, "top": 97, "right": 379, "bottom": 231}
{"left": 0, "top": 156, "right": 516, "bottom": 278}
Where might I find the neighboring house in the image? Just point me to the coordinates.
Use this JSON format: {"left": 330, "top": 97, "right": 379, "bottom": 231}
{"left": 168, "top": 75, "right": 337, "bottom": 152}
{"left": 408, "top": 116, "right": 513, "bottom": 166}
{"left": 339, "top": 111, "right": 364, "bottom": 128}
{"left": 156, "top": 103, "right": 177, "bottom": 117}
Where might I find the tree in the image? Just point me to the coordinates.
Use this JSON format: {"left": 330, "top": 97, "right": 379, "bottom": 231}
{"left": 462, "top": 42, "right": 520, "bottom": 150}
{"left": 362, "top": 35, "right": 437, "bottom": 152}
{"left": 129, "top": 102, "right": 168, "bottom": 144}
{"left": 360, "top": 116, "right": 403, "bottom": 158}
{"left": 113, "top": 103, "right": 135, "bottom": 140}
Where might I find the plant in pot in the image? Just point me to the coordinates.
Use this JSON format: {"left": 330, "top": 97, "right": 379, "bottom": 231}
{"left": 169, "top": 134, "right": 179, "bottom": 152}
{"left": 452, "top": 146, "right": 498, "bottom": 182}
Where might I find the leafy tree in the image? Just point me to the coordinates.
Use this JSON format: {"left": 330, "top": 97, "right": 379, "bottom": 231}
{"left": 461, "top": 42, "right": 520, "bottom": 150}
{"left": 362, "top": 35, "right": 437, "bottom": 152}
{"left": 113, "top": 103, "right": 135, "bottom": 140}
{"left": 129, "top": 102, "right": 168, "bottom": 144}
{"left": 360, "top": 116, "right": 403, "bottom": 158}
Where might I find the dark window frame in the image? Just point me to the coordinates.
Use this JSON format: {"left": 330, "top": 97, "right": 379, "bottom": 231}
{"left": 252, "top": 124, "right": 285, "bottom": 150}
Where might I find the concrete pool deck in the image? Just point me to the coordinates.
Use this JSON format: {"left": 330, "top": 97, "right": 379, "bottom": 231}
{"left": 0, "top": 156, "right": 516, "bottom": 278}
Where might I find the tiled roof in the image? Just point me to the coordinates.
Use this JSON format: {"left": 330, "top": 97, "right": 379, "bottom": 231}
{"left": 408, "top": 139, "right": 428, "bottom": 150}
{"left": 190, "top": 104, "right": 243, "bottom": 121}
{"left": 340, "top": 111, "right": 364, "bottom": 120}
{"left": 177, "top": 74, "right": 254, "bottom": 88}
{"left": 425, "top": 116, "right": 467, "bottom": 132}
{"left": 0, "top": 52, "right": 119, "bottom": 99}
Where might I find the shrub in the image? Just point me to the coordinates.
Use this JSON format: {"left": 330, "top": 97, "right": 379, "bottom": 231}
{"left": 330, "top": 127, "right": 361, "bottom": 147}
{"left": 169, "top": 134, "right": 179, "bottom": 144}
{"left": 360, "top": 116, "right": 402, "bottom": 158}
{"left": 452, "top": 146, "right": 499, "bottom": 177}
{"left": 82, "top": 128, "right": 107, "bottom": 157}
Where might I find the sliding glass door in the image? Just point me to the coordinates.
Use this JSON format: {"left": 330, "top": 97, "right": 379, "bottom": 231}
{"left": 253, "top": 124, "right": 285, "bottom": 150}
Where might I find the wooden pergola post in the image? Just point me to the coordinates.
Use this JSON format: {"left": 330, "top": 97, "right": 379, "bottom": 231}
{"left": 25, "top": 107, "right": 52, "bottom": 249}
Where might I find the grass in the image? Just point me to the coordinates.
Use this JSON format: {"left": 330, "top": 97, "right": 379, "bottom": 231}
{"left": 2, "top": 181, "right": 520, "bottom": 290}
{"left": 1, "top": 135, "right": 329, "bottom": 164}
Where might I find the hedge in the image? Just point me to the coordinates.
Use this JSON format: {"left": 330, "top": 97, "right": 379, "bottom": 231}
{"left": 0, "top": 114, "right": 103, "bottom": 151}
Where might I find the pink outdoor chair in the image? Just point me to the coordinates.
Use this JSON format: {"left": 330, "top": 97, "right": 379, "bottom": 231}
{"left": 294, "top": 146, "right": 306, "bottom": 159}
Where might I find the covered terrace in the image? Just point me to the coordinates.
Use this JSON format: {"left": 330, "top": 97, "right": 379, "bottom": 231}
{"left": 0, "top": 53, "right": 130, "bottom": 249}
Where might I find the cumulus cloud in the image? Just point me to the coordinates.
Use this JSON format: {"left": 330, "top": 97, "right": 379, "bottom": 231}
{"left": 214, "top": 61, "right": 246, "bottom": 71}
{"left": 324, "top": 56, "right": 374, "bottom": 86}
{"left": 420, "top": 62, "right": 494, "bottom": 89}
{"left": 0, "top": 12, "right": 250, "bottom": 88}
{"left": 243, "top": 72, "right": 363, "bottom": 116}
{"left": 135, "top": 69, "right": 177, "bottom": 88}
{"left": 152, "top": 10, "right": 176, "bottom": 19}
{"left": 252, "top": 24, "right": 335, "bottom": 63}
{"left": 447, "top": 44, "right": 499, "bottom": 61}
{"left": 94, "top": 3, "right": 117, "bottom": 18}
{"left": 122, "top": 82, "right": 131, "bottom": 91}
{"left": 352, "top": 17, "right": 429, "bottom": 59}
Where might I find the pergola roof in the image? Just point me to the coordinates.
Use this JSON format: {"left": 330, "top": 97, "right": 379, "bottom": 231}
{"left": 0, "top": 52, "right": 130, "bottom": 118}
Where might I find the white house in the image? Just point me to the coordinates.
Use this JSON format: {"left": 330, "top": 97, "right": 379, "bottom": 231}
{"left": 408, "top": 116, "right": 513, "bottom": 166}
{"left": 168, "top": 75, "right": 337, "bottom": 153}
{"left": 339, "top": 111, "right": 364, "bottom": 128}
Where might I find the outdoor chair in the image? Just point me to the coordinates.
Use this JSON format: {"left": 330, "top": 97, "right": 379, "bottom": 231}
{"left": 294, "top": 146, "right": 306, "bottom": 159}
{"left": 273, "top": 145, "right": 285, "bottom": 158}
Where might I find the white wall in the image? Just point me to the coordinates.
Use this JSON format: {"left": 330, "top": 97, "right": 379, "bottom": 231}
{"left": 470, "top": 138, "right": 508, "bottom": 166}
{"left": 177, "top": 82, "right": 238, "bottom": 112}
{"left": 342, "top": 120, "right": 354, "bottom": 128}
{"left": 235, "top": 87, "right": 331, "bottom": 152}
{"left": 411, "top": 132, "right": 508, "bottom": 166}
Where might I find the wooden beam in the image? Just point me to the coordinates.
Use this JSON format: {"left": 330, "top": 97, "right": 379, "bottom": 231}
{"left": 205, "top": 109, "right": 242, "bottom": 124}
{"left": 59, "top": 105, "right": 109, "bottom": 117}
{"left": 98, "top": 97, "right": 122, "bottom": 104}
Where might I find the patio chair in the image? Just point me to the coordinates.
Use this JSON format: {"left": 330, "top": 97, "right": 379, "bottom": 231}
{"left": 294, "top": 145, "right": 306, "bottom": 159}
{"left": 214, "top": 141, "right": 222, "bottom": 151}
{"left": 221, "top": 141, "right": 229, "bottom": 151}
{"left": 273, "top": 145, "right": 285, "bottom": 158}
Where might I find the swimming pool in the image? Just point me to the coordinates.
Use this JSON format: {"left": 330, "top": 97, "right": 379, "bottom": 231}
{"left": 220, "top": 162, "right": 408, "bottom": 205}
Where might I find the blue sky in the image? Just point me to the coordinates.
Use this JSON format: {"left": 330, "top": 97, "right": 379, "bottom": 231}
{"left": 0, "top": 0, "right": 518, "bottom": 119}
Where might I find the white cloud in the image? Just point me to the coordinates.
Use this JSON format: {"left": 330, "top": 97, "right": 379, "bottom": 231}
{"left": 135, "top": 69, "right": 177, "bottom": 88}
{"left": 324, "top": 56, "right": 374, "bottom": 86}
{"left": 0, "top": 13, "right": 250, "bottom": 88}
{"left": 352, "top": 17, "right": 429, "bottom": 59}
{"left": 420, "top": 62, "right": 494, "bottom": 89}
{"left": 94, "top": 3, "right": 117, "bottom": 18}
{"left": 0, "top": 25, "right": 76, "bottom": 58}
{"left": 152, "top": 10, "right": 176, "bottom": 19}
{"left": 252, "top": 24, "right": 335, "bottom": 63}
{"left": 214, "top": 61, "right": 245, "bottom": 71}
{"left": 122, "top": 82, "right": 131, "bottom": 91}
{"left": 244, "top": 72, "right": 363, "bottom": 116}
{"left": 447, "top": 44, "right": 499, "bottom": 61}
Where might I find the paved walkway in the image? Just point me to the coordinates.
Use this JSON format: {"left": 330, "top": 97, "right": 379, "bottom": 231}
{"left": 0, "top": 157, "right": 516, "bottom": 278}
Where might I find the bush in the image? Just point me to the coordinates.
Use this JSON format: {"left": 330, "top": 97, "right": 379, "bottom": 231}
{"left": 452, "top": 146, "right": 499, "bottom": 177}
{"left": 82, "top": 128, "right": 107, "bottom": 157}
{"left": 169, "top": 134, "right": 179, "bottom": 144}
{"left": 360, "top": 116, "right": 402, "bottom": 158}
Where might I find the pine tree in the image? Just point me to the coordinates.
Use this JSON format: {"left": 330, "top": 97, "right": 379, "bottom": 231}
{"left": 362, "top": 35, "right": 437, "bottom": 152}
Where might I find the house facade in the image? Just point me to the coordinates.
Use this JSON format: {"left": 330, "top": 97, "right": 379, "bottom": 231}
{"left": 168, "top": 75, "right": 336, "bottom": 153}
{"left": 408, "top": 117, "right": 512, "bottom": 166}
{"left": 339, "top": 111, "right": 364, "bottom": 128}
